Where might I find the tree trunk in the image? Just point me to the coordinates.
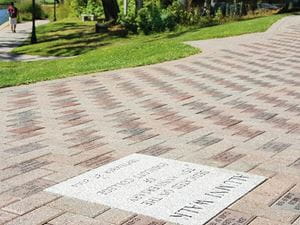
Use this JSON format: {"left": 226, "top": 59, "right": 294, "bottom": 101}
{"left": 205, "top": 0, "right": 211, "bottom": 14}
{"left": 135, "top": 0, "right": 143, "bottom": 14}
{"left": 250, "top": 0, "right": 257, "bottom": 11}
{"left": 160, "top": 0, "right": 172, "bottom": 8}
{"left": 101, "top": 0, "right": 120, "bottom": 21}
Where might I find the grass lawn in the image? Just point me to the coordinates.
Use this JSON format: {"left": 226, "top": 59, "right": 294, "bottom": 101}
{"left": 0, "top": 14, "right": 286, "bottom": 88}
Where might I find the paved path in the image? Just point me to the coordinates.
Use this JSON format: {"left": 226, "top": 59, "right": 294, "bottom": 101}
{"left": 0, "top": 15, "right": 300, "bottom": 225}
{"left": 0, "top": 20, "right": 60, "bottom": 61}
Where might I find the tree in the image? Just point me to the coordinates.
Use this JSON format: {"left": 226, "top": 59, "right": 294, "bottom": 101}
{"left": 135, "top": 0, "right": 143, "bottom": 13}
{"left": 250, "top": 0, "right": 257, "bottom": 11}
{"left": 101, "top": 0, "right": 120, "bottom": 21}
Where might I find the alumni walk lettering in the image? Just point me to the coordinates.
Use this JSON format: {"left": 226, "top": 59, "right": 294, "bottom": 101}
{"left": 46, "top": 154, "right": 265, "bottom": 225}
{"left": 171, "top": 174, "right": 249, "bottom": 220}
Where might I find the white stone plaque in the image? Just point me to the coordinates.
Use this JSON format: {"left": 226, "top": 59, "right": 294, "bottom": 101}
{"left": 45, "top": 154, "right": 265, "bottom": 225}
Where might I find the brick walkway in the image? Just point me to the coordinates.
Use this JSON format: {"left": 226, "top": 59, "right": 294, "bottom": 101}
{"left": 0, "top": 15, "right": 300, "bottom": 225}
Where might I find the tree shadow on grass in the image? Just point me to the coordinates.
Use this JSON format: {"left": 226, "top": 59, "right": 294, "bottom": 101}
{"left": 45, "top": 42, "right": 110, "bottom": 56}
{"left": 166, "top": 28, "right": 199, "bottom": 39}
{"left": 17, "top": 22, "right": 118, "bottom": 56}
{"left": 37, "top": 22, "right": 86, "bottom": 35}
{"left": 43, "top": 31, "right": 114, "bottom": 56}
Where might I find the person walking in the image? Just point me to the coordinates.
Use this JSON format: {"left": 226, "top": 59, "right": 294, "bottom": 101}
{"left": 7, "top": 2, "right": 18, "bottom": 33}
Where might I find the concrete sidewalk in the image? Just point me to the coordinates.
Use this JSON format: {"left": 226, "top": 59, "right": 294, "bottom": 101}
{"left": 0, "top": 15, "right": 299, "bottom": 225}
{"left": 0, "top": 20, "right": 60, "bottom": 61}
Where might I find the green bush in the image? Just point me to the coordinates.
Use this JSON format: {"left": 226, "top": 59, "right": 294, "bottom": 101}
{"left": 118, "top": 12, "right": 138, "bottom": 33}
{"left": 167, "top": 1, "right": 189, "bottom": 24}
{"left": 167, "top": 1, "right": 202, "bottom": 25}
{"left": 83, "top": 0, "right": 103, "bottom": 17}
{"left": 18, "top": 0, "right": 46, "bottom": 21}
{"left": 136, "top": 2, "right": 177, "bottom": 34}
{"left": 161, "top": 9, "right": 176, "bottom": 31}
{"left": 150, "top": 3, "right": 165, "bottom": 32}
{"left": 57, "top": 0, "right": 77, "bottom": 20}
{"left": 69, "top": 0, "right": 86, "bottom": 15}
{"left": 137, "top": 7, "right": 152, "bottom": 34}
{"left": 119, "top": 0, "right": 242, "bottom": 35}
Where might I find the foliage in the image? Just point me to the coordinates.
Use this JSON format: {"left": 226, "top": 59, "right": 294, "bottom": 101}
{"left": 18, "top": 0, "right": 47, "bottom": 21}
{"left": 167, "top": 1, "right": 189, "bottom": 24}
{"left": 136, "top": 2, "right": 177, "bottom": 34}
{"left": 161, "top": 1, "right": 216, "bottom": 26}
{"left": 82, "top": 0, "right": 103, "bottom": 16}
{"left": 118, "top": 11, "right": 138, "bottom": 33}
{"left": 214, "top": 8, "right": 226, "bottom": 24}
{"left": 69, "top": 0, "right": 87, "bottom": 15}
{"left": 56, "top": 0, "right": 77, "bottom": 19}
{"left": 136, "top": 7, "right": 152, "bottom": 34}
{"left": 161, "top": 8, "right": 176, "bottom": 31}
{"left": 118, "top": 0, "right": 138, "bottom": 33}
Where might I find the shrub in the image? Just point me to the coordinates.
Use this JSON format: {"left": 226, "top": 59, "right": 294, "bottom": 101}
{"left": 57, "top": 0, "right": 77, "bottom": 20}
{"left": 167, "top": 1, "right": 188, "bottom": 24}
{"left": 150, "top": 3, "right": 165, "bottom": 32}
{"left": 167, "top": 1, "right": 206, "bottom": 26}
{"left": 213, "top": 9, "right": 224, "bottom": 24}
{"left": 161, "top": 9, "right": 176, "bottom": 31}
{"left": 118, "top": 12, "right": 138, "bottom": 33}
{"left": 83, "top": 0, "right": 103, "bottom": 17}
{"left": 136, "top": 2, "right": 177, "bottom": 34}
{"left": 136, "top": 7, "right": 152, "bottom": 34}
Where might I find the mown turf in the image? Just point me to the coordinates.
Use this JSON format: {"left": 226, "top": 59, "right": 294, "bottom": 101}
{"left": 0, "top": 14, "right": 286, "bottom": 88}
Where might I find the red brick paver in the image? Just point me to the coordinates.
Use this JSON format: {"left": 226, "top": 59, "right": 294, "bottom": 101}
{"left": 0, "top": 16, "right": 300, "bottom": 225}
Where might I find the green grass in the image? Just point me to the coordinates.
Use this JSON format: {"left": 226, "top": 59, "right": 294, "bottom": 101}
{"left": 0, "top": 14, "right": 286, "bottom": 88}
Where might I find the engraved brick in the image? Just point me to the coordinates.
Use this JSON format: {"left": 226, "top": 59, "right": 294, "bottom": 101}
{"left": 7, "top": 178, "right": 56, "bottom": 198}
{"left": 138, "top": 143, "right": 174, "bottom": 156}
{"left": 272, "top": 192, "right": 300, "bottom": 213}
{"left": 211, "top": 150, "right": 245, "bottom": 166}
{"left": 0, "top": 157, "right": 50, "bottom": 179}
{"left": 206, "top": 209, "right": 254, "bottom": 225}
{"left": 258, "top": 140, "right": 291, "bottom": 153}
{"left": 189, "top": 134, "right": 222, "bottom": 148}
{"left": 4, "top": 142, "right": 47, "bottom": 155}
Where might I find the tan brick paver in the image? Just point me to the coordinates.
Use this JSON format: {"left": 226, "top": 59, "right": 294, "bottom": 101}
{"left": 4, "top": 206, "right": 63, "bottom": 225}
{"left": 0, "top": 15, "right": 300, "bottom": 225}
